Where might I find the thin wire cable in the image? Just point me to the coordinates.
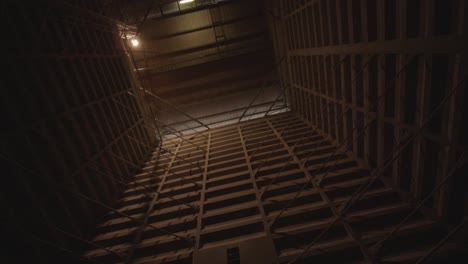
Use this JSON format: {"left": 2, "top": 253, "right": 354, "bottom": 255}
{"left": 89, "top": 160, "right": 198, "bottom": 212}
{"left": 119, "top": 126, "right": 206, "bottom": 189}
{"left": 247, "top": 101, "right": 329, "bottom": 172}
{"left": 415, "top": 218, "right": 468, "bottom": 264}
{"left": 249, "top": 113, "right": 331, "bottom": 197}
{"left": 112, "top": 96, "right": 207, "bottom": 153}
{"left": 260, "top": 132, "right": 335, "bottom": 198}
{"left": 270, "top": 54, "right": 419, "bottom": 225}
{"left": 241, "top": 55, "right": 380, "bottom": 209}
{"left": 370, "top": 151, "right": 467, "bottom": 257}
{"left": 0, "top": 152, "right": 194, "bottom": 244}
{"left": 0, "top": 219, "right": 107, "bottom": 264}
{"left": 287, "top": 70, "right": 468, "bottom": 263}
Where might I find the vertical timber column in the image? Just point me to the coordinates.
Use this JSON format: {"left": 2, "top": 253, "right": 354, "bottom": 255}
{"left": 360, "top": 0, "right": 370, "bottom": 166}
{"left": 309, "top": 1, "right": 319, "bottom": 129}
{"left": 392, "top": 0, "right": 408, "bottom": 188}
{"left": 119, "top": 32, "right": 158, "bottom": 145}
{"left": 346, "top": 0, "right": 359, "bottom": 156}
{"left": 376, "top": 0, "right": 386, "bottom": 173}
{"left": 436, "top": 0, "right": 468, "bottom": 221}
{"left": 126, "top": 140, "right": 182, "bottom": 263}
{"left": 324, "top": 0, "right": 334, "bottom": 139}
{"left": 194, "top": 131, "right": 211, "bottom": 256}
{"left": 337, "top": 0, "right": 349, "bottom": 148}
{"left": 266, "top": 119, "right": 373, "bottom": 262}
{"left": 316, "top": 0, "right": 326, "bottom": 133}
{"left": 237, "top": 125, "right": 278, "bottom": 260}
{"left": 283, "top": 0, "right": 296, "bottom": 114}
{"left": 411, "top": 0, "right": 434, "bottom": 202}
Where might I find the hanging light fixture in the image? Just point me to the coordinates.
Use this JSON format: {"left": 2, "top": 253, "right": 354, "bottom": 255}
{"left": 131, "top": 38, "right": 139, "bottom": 47}
{"left": 179, "top": 0, "right": 195, "bottom": 4}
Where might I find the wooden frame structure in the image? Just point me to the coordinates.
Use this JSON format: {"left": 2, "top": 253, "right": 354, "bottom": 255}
{"left": 83, "top": 113, "right": 466, "bottom": 263}
{"left": 267, "top": 0, "right": 468, "bottom": 225}
{"left": 2, "top": 1, "right": 467, "bottom": 263}
{"left": 2, "top": 1, "right": 158, "bottom": 262}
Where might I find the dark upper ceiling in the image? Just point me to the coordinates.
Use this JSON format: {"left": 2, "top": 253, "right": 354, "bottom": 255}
{"left": 107, "top": 0, "right": 287, "bottom": 138}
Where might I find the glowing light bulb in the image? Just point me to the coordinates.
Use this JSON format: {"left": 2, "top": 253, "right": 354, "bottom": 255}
{"left": 131, "top": 38, "right": 139, "bottom": 47}
{"left": 179, "top": 0, "right": 194, "bottom": 4}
